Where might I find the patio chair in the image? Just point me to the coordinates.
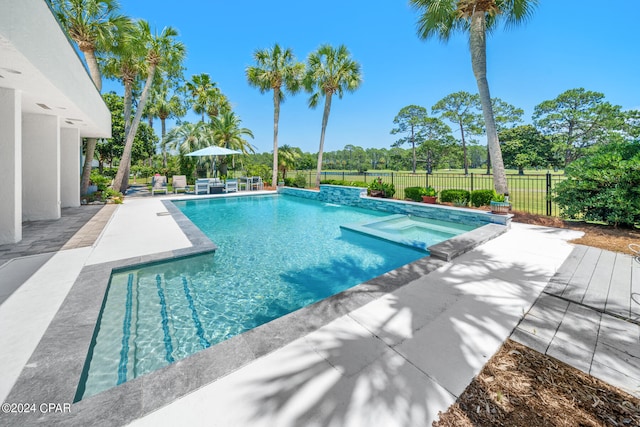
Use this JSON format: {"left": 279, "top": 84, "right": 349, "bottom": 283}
{"left": 237, "top": 177, "right": 249, "bottom": 191}
{"left": 249, "top": 176, "right": 263, "bottom": 191}
{"left": 151, "top": 175, "right": 168, "bottom": 195}
{"left": 195, "top": 179, "right": 209, "bottom": 195}
{"left": 172, "top": 175, "right": 189, "bottom": 194}
{"left": 225, "top": 179, "right": 238, "bottom": 193}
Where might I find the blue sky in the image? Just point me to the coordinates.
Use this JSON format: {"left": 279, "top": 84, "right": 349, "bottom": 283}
{"left": 103, "top": 1, "right": 639, "bottom": 154}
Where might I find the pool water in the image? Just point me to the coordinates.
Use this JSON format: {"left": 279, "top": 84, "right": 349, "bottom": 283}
{"left": 341, "top": 214, "right": 477, "bottom": 252}
{"left": 78, "top": 195, "right": 466, "bottom": 398}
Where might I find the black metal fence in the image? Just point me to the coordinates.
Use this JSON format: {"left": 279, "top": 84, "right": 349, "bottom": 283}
{"left": 290, "top": 170, "right": 566, "bottom": 216}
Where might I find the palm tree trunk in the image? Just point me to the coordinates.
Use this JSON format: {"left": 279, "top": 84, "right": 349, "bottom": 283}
{"left": 82, "top": 49, "right": 102, "bottom": 92}
{"left": 161, "top": 118, "right": 167, "bottom": 168}
{"left": 80, "top": 138, "right": 97, "bottom": 195}
{"left": 123, "top": 79, "right": 134, "bottom": 137}
{"left": 272, "top": 87, "right": 280, "bottom": 187}
{"left": 459, "top": 119, "right": 469, "bottom": 175}
{"left": 114, "top": 65, "right": 157, "bottom": 193}
{"left": 79, "top": 48, "right": 102, "bottom": 195}
{"left": 470, "top": 10, "right": 508, "bottom": 194}
{"left": 315, "top": 93, "right": 333, "bottom": 187}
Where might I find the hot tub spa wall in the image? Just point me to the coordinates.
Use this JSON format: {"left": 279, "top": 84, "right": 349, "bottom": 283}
{"left": 278, "top": 185, "right": 510, "bottom": 227}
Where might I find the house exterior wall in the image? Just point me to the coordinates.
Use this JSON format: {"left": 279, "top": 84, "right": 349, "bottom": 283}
{"left": 22, "top": 113, "right": 60, "bottom": 221}
{"left": 0, "top": 87, "right": 22, "bottom": 244}
{"left": 60, "top": 127, "right": 81, "bottom": 208}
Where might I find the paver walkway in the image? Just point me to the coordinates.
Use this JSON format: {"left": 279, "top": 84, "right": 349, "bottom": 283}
{"left": 512, "top": 245, "right": 640, "bottom": 397}
{"left": 0, "top": 205, "right": 116, "bottom": 305}
{"left": 0, "top": 205, "right": 113, "bottom": 265}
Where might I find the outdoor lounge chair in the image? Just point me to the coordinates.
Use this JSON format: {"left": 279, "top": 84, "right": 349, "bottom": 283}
{"left": 172, "top": 175, "right": 189, "bottom": 194}
{"left": 249, "top": 176, "right": 263, "bottom": 191}
{"left": 195, "top": 179, "right": 209, "bottom": 195}
{"left": 151, "top": 175, "right": 168, "bottom": 195}
{"left": 225, "top": 179, "right": 238, "bottom": 193}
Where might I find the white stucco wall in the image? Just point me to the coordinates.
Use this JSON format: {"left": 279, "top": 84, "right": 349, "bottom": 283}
{"left": 0, "top": 87, "right": 22, "bottom": 244}
{"left": 22, "top": 113, "right": 60, "bottom": 221}
{"left": 60, "top": 127, "right": 80, "bottom": 208}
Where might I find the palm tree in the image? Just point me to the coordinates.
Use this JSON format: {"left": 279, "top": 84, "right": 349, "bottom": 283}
{"left": 51, "top": 0, "right": 130, "bottom": 195}
{"left": 278, "top": 144, "right": 301, "bottom": 181}
{"left": 246, "top": 43, "right": 305, "bottom": 188}
{"left": 100, "top": 24, "right": 146, "bottom": 142}
{"left": 112, "top": 21, "right": 186, "bottom": 192}
{"left": 186, "top": 73, "right": 217, "bottom": 122}
{"left": 210, "top": 111, "right": 255, "bottom": 176}
{"left": 410, "top": 0, "right": 538, "bottom": 194}
{"left": 304, "top": 44, "right": 362, "bottom": 187}
{"left": 165, "top": 122, "right": 209, "bottom": 155}
{"left": 146, "top": 82, "right": 186, "bottom": 167}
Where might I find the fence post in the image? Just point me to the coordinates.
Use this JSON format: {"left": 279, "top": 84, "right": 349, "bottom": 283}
{"left": 425, "top": 172, "right": 429, "bottom": 188}
{"left": 546, "top": 172, "right": 552, "bottom": 216}
{"left": 342, "top": 171, "right": 345, "bottom": 181}
{"left": 391, "top": 172, "right": 394, "bottom": 186}
{"left": 470, "top": 173, "right": 474, "bottom": 192}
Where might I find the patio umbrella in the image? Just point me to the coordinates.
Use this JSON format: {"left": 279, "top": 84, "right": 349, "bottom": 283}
{"left": 186, "top": 146, "right": 242, "bottom": 157}
{"left": 186, "top": 146, "right": 242, "bottom": 177}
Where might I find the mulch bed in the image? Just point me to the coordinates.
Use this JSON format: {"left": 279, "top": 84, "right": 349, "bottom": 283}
{"left": 433, "top": 340, "right": 640, "bottom": 427}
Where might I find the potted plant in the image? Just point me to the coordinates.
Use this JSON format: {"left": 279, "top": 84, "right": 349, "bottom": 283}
{"left": 490, "top": 192, "right": 511, "bottom": 214}
{"left": 368, "top": 177, "right": 395, "bottom": 198}
{"left": 422, "top": 186, "right": 438, "bottom": 204}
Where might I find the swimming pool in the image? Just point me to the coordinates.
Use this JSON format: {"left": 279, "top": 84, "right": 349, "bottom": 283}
{"left": 78, "top": 194, "right": 473, "bottom": 398}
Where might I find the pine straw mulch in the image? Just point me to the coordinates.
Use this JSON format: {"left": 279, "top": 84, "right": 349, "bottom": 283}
{"left": 433, "top": 340, "right": 640, "bottom": 427}
{"left": 433, "top": 212, "right": 640, "bottom": 426}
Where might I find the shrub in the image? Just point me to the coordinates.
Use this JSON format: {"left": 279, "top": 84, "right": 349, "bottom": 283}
{"left": 102, "top": 188, "right": 124, "bottom": 204}
{"left": 554, "top": 141, "right": 640, "bottom": 227}
{"left": 404, "top": 186, "right": 427, "bottom": 202}
{"left": 292, "top": 173, "right": 307, "bottom": 188}
{"left": 368, "top": 177, "right": 395, "bottom": 198}
{"left": 319, "top": 179, "right": 368, "bottom": 187}
{"left": 90, "top": 171, "right": 111, "bottom": 191}
{"left": 440, "top": 189, "right": 470, "bottom": 204}
{"left": 470, "top": 189, "right": 496, "bottom": 207}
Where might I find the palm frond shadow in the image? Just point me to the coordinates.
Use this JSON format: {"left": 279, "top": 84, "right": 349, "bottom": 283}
{"left": 237, "top": 245, "right": 571, "bottom": 426}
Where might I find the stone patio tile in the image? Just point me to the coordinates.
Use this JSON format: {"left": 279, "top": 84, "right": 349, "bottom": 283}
{"left": 593, "top": 340, "right": 640, "bottom": 379}
{"left": 510, "top": 327, "right": 551, "bottom": 355}
{"left": 516, "top": 313, "right": 560, "bottom": 342}
{"left": 597, "top": 315, "right": 640, "bottom": 354}
{"left": 554, "top": 303, "right": 601, "bottom": 351}
{"left": 547, "top": 335, "right": 593, "bottom": 374}
{"left": 590, "top": 359, "right": 640, "bottom": 398}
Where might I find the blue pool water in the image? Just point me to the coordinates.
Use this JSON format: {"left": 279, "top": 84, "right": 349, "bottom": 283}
{"left": 79, "top": 194, "right": 470, "bottom": 398}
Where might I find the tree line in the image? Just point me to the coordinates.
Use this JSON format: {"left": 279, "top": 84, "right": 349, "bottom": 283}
{"left": 52, "top": 0, "right": 637, "bottom": 196}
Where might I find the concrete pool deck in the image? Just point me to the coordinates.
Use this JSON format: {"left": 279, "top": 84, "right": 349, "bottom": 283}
{"left": 0, "top": 193, "right": 637, "bottom": 426}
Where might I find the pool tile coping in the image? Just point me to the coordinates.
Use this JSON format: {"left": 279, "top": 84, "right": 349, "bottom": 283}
{"left": 1, "top": 195, "right": 508, "bottom": 426}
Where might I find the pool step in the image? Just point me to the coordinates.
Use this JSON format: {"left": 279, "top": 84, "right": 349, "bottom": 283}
{"left": 115, "top": 272, "right": 211, "bottom": 384}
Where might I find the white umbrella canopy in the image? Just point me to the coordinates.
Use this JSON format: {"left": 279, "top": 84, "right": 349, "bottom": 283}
{"left": 186, "top": 146, "right": 242, "bottom": 177}
{"left": 186, "top": 146, "right": 242, "bottom": 156}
